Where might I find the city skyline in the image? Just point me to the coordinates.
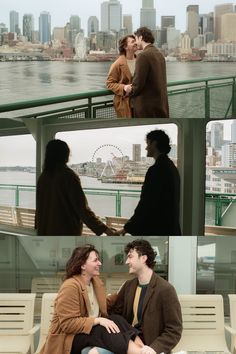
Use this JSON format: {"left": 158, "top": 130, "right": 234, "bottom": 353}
{"left": 1, "top": 0, "right": 234, "bottom": 35}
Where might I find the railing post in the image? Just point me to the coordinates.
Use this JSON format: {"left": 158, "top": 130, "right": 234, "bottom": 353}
{"left": 88, "top": 97, "right": 92, "bottom": 118}
{"left": 205, "top": 80, "right": 210, "bottom": 119}
{"left": 116, "top": 191, "right": 121, "bottom": 217}
{"left": 232, "top": 77, "right": 236, "bottom": 117}
{"left": 215, "top": 197, "right": 222, "bottom": 226}
{"left": 15, "top": 185, "right": 19, "bottom": 207}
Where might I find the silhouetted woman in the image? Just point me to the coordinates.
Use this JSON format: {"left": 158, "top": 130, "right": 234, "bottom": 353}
{"left": 35, "top": 139, "right": 114, "bottom": 236}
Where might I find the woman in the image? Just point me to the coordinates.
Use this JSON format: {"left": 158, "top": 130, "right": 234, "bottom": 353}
{"left": 106, "top": 35, "right": 137, "bottom": 118}
{"left": 35, "top": 139, "right": 115, "bottom": 236}
{"left": 40, "top": 245, "right": 146, "bottom": 354}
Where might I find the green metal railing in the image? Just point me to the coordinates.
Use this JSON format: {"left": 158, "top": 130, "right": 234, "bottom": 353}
{"left": 0, "top": 75, "right": 235, "bottom": 121}
{"left": 1, "top": 183, "right": 236, "bottom": 225}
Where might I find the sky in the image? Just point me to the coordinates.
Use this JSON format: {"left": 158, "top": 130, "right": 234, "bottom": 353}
{"left": 0, "top": 0, "right": 234, "bottom": 35}
{"left": 0, "top": 120, "right": 234, "bottom": 166}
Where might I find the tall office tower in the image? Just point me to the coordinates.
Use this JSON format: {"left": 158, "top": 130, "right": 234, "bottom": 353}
{"left": 221, "top": 13, "right": 236, "bottom": 41}
{"left": 101, "top": 0, "right": 122, "bottom": 32}
{"left": 88, "top": 16, "right": 99, "bottom": 37}
{"left": 186, "top": 5, "right": 199, "bottom": 41}
{"left": 222, "top": 143, "right": 236, "bottom": 167}
{"left": 231, "top": 121, "right": 236, "bottom": 143}
{"left": 214, "top": 3, "right": 233, "bottom": 40}
{"left": 199, "top": 12, "right": 214, "bottom": 35}
{"left": 22, "top": 14, "right": 34, "bottom": 42}
{"left": 39, "top": 11, "right": 51, "bottom": 43}
{"left": 132, "top": 144, "right": 141, "bottom": 162}
{"left": 123, "top": 14, "right": 133, "bottom": 34}
{"left": 211, "top": 122, "right": 224, "bottom": 150}
{"left": 167, "top": 27, "right": 181, "bottom": 50}
{"left": 140, "top": 0, "right": 156, "bottom": 30}
{"left": 160, "top": 16, "right": 175, "bottom": 45}
{"left": 70, "top": 15, "right": 81, "bottom": 33}
{"left": 10, "top": 11, "right": 19, "bottom": 34}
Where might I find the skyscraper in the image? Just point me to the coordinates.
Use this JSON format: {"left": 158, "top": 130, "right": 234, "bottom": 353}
{"left": 221, "top": 13, "right": 236, "bottom": 41}
{"left": 9, "top": 11, "right": 19, "bottom": 34}
{"left": 101, "top": 0, "right": 122, "bottom": 32}
{"left": 211, "top": 122, "right": 224, "bottom": 150}
{"left": 186, "top": 5, "right": 199, "bottom": 41}
{"left": 39, "top": 11, "right": 51, "bottom": 43}
{"left": 70, "top": 15, "right": 81, "bottom": 33}
{"left": 140, "top": 0, "right": 156, "bottom": 30}
{"left": 123, "top": 15, "right": 133, "bottom": 34}
{"left": 161, "top": 16, "right": 175, "bottom": 45}
{"left": 23, "top": 14, "right": 34, "bottom": 42}
{"left": 231, "top": 120, "right": 236, "bottom": 144}
{"left": 88, "top": 16, "right": 99, "bottom": 37}
{"left": 132, "top": 144, "right": 141, "bottom": 162}
{"left": 214, "top": 3, "right": 233, "bottom": 40}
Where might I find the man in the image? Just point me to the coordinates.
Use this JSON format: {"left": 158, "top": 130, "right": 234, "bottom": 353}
{"left": 120, "top": 129, "right": 181, "bottom": 236}
{"left": 129, "top": 27, "right": 169, "bottom": 118}
{"left": 109, "top": 239, "right": 182, "bottom": 354}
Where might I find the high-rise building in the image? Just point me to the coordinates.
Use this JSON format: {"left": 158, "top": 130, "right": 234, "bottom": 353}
{"left": 88, "top": 16, "right": 99, "bottom": 37}
{"left": 160, "top": 16, "right": 175, "bottom": 46}
{"left": 10, "top": 11, "right": 19, "bottom": 34}
{"left": 53, "top": 27, "right": 65, "bottom": 42}
{"left": 132, "top": 144, "right": 141, "bottom": 162}
{"left": 101, "top": 0, "right": 122, "bottom": 32}
{"left": 167, "top": 27, "right": 181, "bottom": 50}
{"left": 123, "top": 15, "right": 133, "bottom": 34}
{"left": 140, "top": 0, "right": 156, "bottom": 30}
{"left": 211, "top": 122, "right": 224, "bottom": 150}
{"left": 221, "top": 13, "right": 236, "bottom": 41}
{"left": 231, "top": 121, "right": 236, "bottom": 143}
{"left": 214, "top": 3, "right": 233, "bottom": 40}
{"left": 23, "top": 14, "right": 34, "bottom": 42}
{"left": 70, "top": 15, "right": 81, "bottom": 33}
{"left": 186, "top": 5, "right": 199, "bottom": 41}
{"left": 39, "top": 11, "right": 51, "bottom": 43}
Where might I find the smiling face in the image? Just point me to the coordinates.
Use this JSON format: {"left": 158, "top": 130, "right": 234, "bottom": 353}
{"left": 125, "top": 36, "right": 138, "bottom": 54}
{"left": 125, "top": 248, "right": 147, "bottom": 275}
{"left": 82, "top": 250, "right": 102, "bottom": 277}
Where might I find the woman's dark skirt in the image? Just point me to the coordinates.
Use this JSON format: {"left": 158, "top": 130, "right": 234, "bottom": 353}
{"left": 70, "top": 314, "right": 139, "bottom": 354}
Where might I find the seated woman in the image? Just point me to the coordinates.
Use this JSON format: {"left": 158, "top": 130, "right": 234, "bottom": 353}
{"left": 39, "top": 245, "right": 146, "bottom": 354}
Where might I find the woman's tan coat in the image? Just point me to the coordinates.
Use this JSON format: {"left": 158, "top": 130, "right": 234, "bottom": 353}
{"left": 39, "top": 275, "right": 109, "bottom": 354}
{"left": 106, "top": 55, "right": 133, "bottom": 118}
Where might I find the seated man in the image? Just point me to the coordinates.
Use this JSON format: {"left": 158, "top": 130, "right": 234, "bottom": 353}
{"left": 109, "top": 239, "right": 183, "bottom": 354}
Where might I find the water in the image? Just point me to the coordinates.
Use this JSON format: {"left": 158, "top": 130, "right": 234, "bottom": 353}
{"left": 0, "top": 61, "right": 236, "bottom": 104}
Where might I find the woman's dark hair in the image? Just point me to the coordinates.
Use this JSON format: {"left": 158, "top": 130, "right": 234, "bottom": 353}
{"left": 134, "top": 26, "right": 155, "bottom": 44}
{"left": 125, "top": 239, "right": 156, "bottom": 269}
{"left": 146, "top": 129, "right": 171, "bottom": 154}
{"left": 119, "top": 35, "right": 135, "bottom": 55}
{"left": 43, "top": 139, "right": 70, "bottom": 171}
{"left": 65, "top": 245, "right": 99, "bottom": 279}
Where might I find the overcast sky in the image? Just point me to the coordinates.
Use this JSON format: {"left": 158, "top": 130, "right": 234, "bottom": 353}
{"left": 0, "top": 0, "right": 234, "bottom": 34}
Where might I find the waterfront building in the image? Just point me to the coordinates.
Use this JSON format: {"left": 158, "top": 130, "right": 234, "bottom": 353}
{"left": 101, "top": 0, "right": 122, "bottom": 32}
{"left": 221, "top": 13, "right": 236, "bottom": 42}
{"left": 186, "top": 5, "right": 199, "bottom": 42}
{"left": 0, "top": 23, "right": 8, "bottom": 34}
{"left": 88, "top": 16, "right": 99, "bottom": 37}
{"left": 39, "top": 11, "right": 51, "bottom": 44}
{"left": 140, "top": 0, "right": 156, "bottom": 30}
{"left": 222, "top": 143, "right": 236, "bottom": 168}
{"left": 23, "top": 14, "right": 34, "bottom": 43}
{"left": 214, "top": 3, "right": 234, "bottom": 41}
{"left": 70, "top": 15, "right": 81, "bottom": 33}
{"left": 179, "top": 33, "right": 191, "bottom": 54}
{"left": 206, "top": 41, "right": 236, "bottom": 58}
{"left": 193, "top": 34, "right": 205, "bottom": 49}
{"left": 123, "top": 14, "right": 132, "bottom": 34}
{"left": 96, "top": 31, "right": 116, "bottom": 52}
{"left": 231, "top": 121, "right": 236, "bottom": 143}
{"left": 9, "top": 11, "right": 19, "bottom": 34}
